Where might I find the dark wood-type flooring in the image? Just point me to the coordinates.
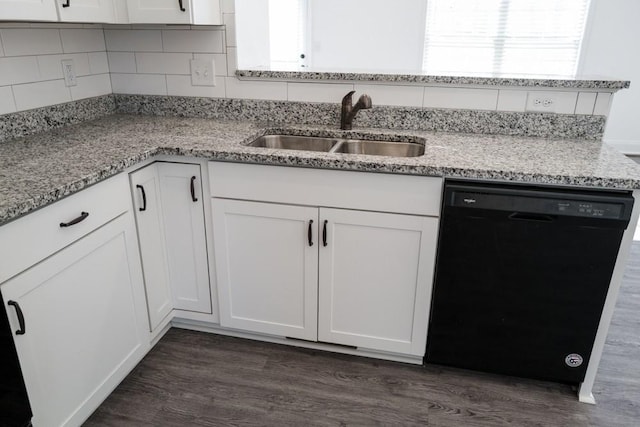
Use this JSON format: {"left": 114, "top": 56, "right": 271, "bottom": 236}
{"left": 85, "top": 245, "right": 640, "bottom": 426}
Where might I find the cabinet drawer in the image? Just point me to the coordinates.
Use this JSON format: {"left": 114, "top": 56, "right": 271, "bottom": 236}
{"left": 209, "top": 162, "right": 443, "bottom": 216}
{"left": 0, "top": 174, "right": 130, "bottom": 283}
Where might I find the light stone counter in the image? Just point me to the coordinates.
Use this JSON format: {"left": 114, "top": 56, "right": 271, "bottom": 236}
{"left": 2, "top": 113, "right": 640, "bottom": 225}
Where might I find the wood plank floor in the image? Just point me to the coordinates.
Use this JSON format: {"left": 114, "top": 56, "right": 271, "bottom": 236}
{"left": 85, "top": 245, "right": 640, "bottom": 427}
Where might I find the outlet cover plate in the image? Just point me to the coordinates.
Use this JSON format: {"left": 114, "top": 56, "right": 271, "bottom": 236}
{"left": 61, "top": 59, "right": 77, "bottom": 87}
{"left": 191, "top": 59, "right": 216, "bottom": 86}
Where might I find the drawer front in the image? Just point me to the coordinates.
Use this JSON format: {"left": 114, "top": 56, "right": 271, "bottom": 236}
{"left": 209, "top": 162, "right": 443, "bottom": 217}
{"left": 0, "top": 174, "right": 130, "bottom": 283}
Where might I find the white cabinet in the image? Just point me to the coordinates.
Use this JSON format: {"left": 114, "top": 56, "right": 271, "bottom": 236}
{"left": 212, "top": 200, "right": 437, "bottom": 355}
{"left": 1, "top": 213, "right": 149, "bottom": 427}
{"left": 130, "top": 164, "right": 174, "bottom": 332}
{"left": 212, "top": 199, "right": 318, "bottom": 341}
{"left": 55, "top": 0, "right": 116, "bottom": 23}
{"left": 318, "top": 208, "right": 438, "bottom": 356}
{"left": 126, "top": 0, "right": 221, "bottom": 24}
{"left": 0, "top": 0, "right": 58, "bottom": 21}
{"left": 131, "top": 162, "right": 212, "bottom": 332}
{"left": 156, "top": 162, "right": 211, "bottom": 314}
{"left": 209, "top": 162, "right": 442, "bottom": 358}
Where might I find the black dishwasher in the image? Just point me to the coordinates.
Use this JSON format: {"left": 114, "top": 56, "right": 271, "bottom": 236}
{"left": 425, "top": 181, "right": 634, "bottom": 384}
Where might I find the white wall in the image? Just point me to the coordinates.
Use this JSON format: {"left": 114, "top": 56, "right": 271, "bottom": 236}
{"left": 0, "top": 24, "right": 111, "bottom": 114}
{"left": 580, "top": 0, "right": 640, "bottom": 153}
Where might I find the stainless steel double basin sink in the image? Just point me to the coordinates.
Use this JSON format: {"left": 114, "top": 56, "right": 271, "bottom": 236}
{"left": 249, "top": 135, "right": 424, "bottom": 158}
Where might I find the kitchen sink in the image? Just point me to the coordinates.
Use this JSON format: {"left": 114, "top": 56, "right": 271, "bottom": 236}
{"left": 331, "top": 139, "right": 425, "bottom": 157}
{"left": 249, "top": 134, "right": 424, "bottom": 157}
{"left": 249, "top": 135, "right": 339, "bottom": 152}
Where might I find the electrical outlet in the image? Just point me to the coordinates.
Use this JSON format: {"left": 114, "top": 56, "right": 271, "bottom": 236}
{"left": 526, "top": 93, "right": 558, "bottom": 112}
{"left": 61, "top": 59, "right": 77, "bottom": 87}
{"left": 190, "top": 59, "right": 216, "bottom": 86}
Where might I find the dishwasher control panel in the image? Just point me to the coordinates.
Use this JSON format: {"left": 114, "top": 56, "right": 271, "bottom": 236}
{"left": 449, "top": 188, "right": 633, "bottom": 222}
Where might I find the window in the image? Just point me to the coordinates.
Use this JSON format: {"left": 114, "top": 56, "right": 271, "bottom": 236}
{"left": 422, "top": 0, "right": 591, "bottom": 77}
{"left": 268, "top": 0, "right": 308, "bottom": 71}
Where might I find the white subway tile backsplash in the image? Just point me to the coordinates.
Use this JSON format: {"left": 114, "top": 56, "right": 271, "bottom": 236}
{"left": 104, "top": 30, "right": 162, "bottom": 52}
{"left": 497, "top": 90, "right": 527, "bottom": 112}
{"left": 223, "top": 14, "right": 236, "bottom": 48}
{"left": 13, "top": 79, "right": 71, "bottom": 111}
{"left": 0, "top": 29, "right": 62, "bottom": 56}
{"left": 111, "top": 73, "right": 167, "bottom": 95}
{"left": 225, "top": 77, "right": 287, "bottom": 101}
{"left": 575, "top": 92, "right": 597, "bottom": 115}
{"left": 424, "top": 87, "right": 498, "bottom": 110}
{"left": 136, "top": 52, "right": 192, "bottom": 75}
{"left": 0, "top": 86, "right": 16, "bottom": 114}
{"left": 70, "top": 74, "right": 112, "bottom": 100}
{"left": 226, "top": 47, "right": 237, "bottom": 76}
{"left": 194, "top": 53, "right": 227, "bottom": 76}
{"left": 60, "top": 29, "right": 106, "bottom": 53}
{"left": 88, "top": 51, "right": 109, "bottom": 74}
{"left": 167, "top": 75, "right": 226, "bottom": 98}
{"left": 0, "top": 20, "right": 615, "bottom": 121}
{"left": 107, "top": 52, "right": 136, "bottom": 73}
{"left": 354, "top": 84, "right": 423, "bottom": 107}
{"left": 524, "top": 91, "right": 578, "bottom": 114}
{"left": 37, "top": 54, "right": 91, "bottom": 80}
{"left": 162, "top": 30, "right": 224, "bottom": 53}
{"left": 594, "top": 92, "right": 612, "bottom": 116}
{"left": 287, "top": 82, "right": 354, "bottom": 103}
{"left": 0, "top": 56, "right": 41, "bottom": 86}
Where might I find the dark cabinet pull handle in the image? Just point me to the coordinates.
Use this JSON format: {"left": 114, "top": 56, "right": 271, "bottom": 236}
{"left": 178, "top": 0, "right": 186, "bottom": 11}
{"left": 190, "top": 176, "right": 198, "bottom": 202}
{"left": 8, "top": 301, "right": 25, "bottom": 335}
{"left": 322, "top": 220, "right": 328, "bottom": 247}
{"left": 59, "top": 211, "right": 89, "bottom": 228}
{"left": 136, "top": 184, "right": 147, "bottom": 211}
{"left": 308, "top": 220, "right": 314, "bottom": 246}
{"left": 62, "top": 0, "right": 70, "bottom": 7}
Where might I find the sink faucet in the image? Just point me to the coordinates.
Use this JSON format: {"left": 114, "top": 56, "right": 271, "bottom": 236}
{"left": 340, "top": 91, "right": 372, "bottom": 130}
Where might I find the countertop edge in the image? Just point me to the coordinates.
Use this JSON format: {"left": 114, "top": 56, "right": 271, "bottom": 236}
{"left": 3, "top": 142, "right": 639, "bottom": 227}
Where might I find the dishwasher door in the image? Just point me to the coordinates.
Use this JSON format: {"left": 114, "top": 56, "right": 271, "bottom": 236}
{"left": 425, "top": 181, "right": 634, "bottom": 384}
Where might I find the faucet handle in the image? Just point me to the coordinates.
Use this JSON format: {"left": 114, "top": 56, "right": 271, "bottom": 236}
{"left": 356, "top": 94, "right": 372, "bottom": 109}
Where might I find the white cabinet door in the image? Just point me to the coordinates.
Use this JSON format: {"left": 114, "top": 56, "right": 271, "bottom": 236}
{"left": 126, "top": 0, "right": 221, "bottom": 24}
{"left": 318, "top": 208, "right": 438, "bottom": 356}
{"left": 56, "top": 0, "right": 115, "bottom": 22}
{"left": 0, "top": 0, "right": 58, "bottom": 21}
{"left": 131, "top": 165, "right": 173, "bottom": 332}
{"left": 1, "top": 214, "right": 149, "bottom": 427}
{"left": 212, "top": 199, "right": 318, "bottom": 340}
{"left": 126, "top": 0, "right": 189, "bottom": 23}
{"left": 157, "top": 162, "right": 211, "bottom": 314}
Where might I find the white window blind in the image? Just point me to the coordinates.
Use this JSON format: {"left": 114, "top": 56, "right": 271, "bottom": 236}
{"left": 268, "top": 0, "right": 308, "bottom": 71}
{"left": 422, "top": 0, "right": 591, "bottom": 77}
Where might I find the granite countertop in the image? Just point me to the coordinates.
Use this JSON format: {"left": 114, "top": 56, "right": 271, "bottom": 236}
{"left": 236, "top": 70, "right": 631, "bottom": 90}
{"left": 2, "top": 113, "right": 640, "bottom": 226}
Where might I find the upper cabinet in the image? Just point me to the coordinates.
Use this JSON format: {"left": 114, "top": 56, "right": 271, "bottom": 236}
{"left": 126, "top": 0, "right": 221, "bottom": 24}
{"left": 55, "top": 0, "right": 116, "bottom": 23}
{"left": 0, "top": 0, "right": 220, "bottom": 24}
{"left": 0, "top": 0, "right": 58, "bottom": 21}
